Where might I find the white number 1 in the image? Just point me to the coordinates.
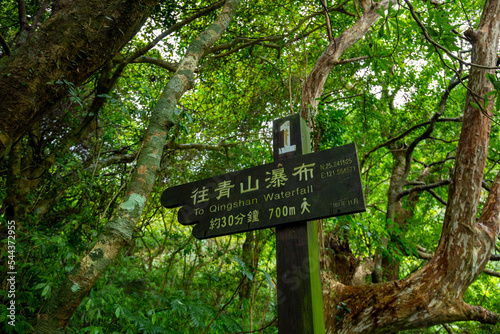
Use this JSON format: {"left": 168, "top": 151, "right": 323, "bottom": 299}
{"left": 279, "top": 120, "right": 296, "bottom": 154}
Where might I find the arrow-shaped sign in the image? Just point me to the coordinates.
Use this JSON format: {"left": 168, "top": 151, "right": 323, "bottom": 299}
{"left": 161, "top": 143, "right": 365, "bottom": 239}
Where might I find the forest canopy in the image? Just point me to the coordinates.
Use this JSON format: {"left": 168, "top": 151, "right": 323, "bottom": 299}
{"left": 1, "top": 0, "right": 500, "bottom": 333}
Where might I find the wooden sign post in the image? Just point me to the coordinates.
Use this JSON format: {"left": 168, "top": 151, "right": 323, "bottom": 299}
{"left": 161, "top": 114, "right": 366, "bottom": 332}
{"left": 273, "top": 114, "right": 323, "bottom": 333}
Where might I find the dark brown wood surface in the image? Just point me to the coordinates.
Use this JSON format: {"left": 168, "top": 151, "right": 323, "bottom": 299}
{"left": 161, "top": 142, "right": 364, "bottom": 239}
{"left": 274, "top": 114, "right": 324, "bottom": 333}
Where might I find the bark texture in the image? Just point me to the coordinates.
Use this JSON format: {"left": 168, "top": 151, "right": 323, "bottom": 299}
{"left": 0, "top": 0, "right": 159, "bottom": 159}
{"left": 33, "top": 1, "right": 240, "bottom": 332}
{"left": 322, "top": 0, "right": 500, "bottom": 332}
{"left": 300, "top": 0, "right": 390, "bottom": 124}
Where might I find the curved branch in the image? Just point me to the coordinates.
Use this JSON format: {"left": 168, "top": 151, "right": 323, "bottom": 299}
{"left": 413, "top": 156, "right": 455, "bottom": 169}
{"left": 428, "top": 136, "right": 459, "bottom": 144}
{"left": 108, "top": 1, "right": 226, "bottom": 91}
{"left": 404, "top": 0, "right": 498, "bottom": 70}
{"left": 403, "top": 75, "right": 463, "bottom": 174}
{"left": 132, "top": 56, "right": 180, "bottom": 72}
{"left": 0, "top": 33, "right": 11, "bottom": 56}
{"left": 417, "top": 245, "right": 500, "bottom": 262}
{"left": 427, "top": 188, "right": 448, "bottom": 205}
{"left": 123, "top": 0, "right": 225, "bottom": 63}
{"left": 166, "top": 142, "right": 237, "bottom": 151}
{"left": 397, "top": 178, "right": 451, "bottom": 200}
{"left": 483, "top": 268, "right": 500, "bottom": 278}
{"left": 361, "top": 117, "right": 462, "bottom": 167}
{"left": 85, "top": 153, "right": 136, "bottom": 172}
{"left": 207, "top": 36, "right": 282, "bottom": 59}
{"left": 31, "top": 1, "right": 50, "bottom": 33}
{"left": 464, "top": 303, "right": 499, "bottom": 325}
{"left": 301, "top": 0, "right": 391, "bottom": 120}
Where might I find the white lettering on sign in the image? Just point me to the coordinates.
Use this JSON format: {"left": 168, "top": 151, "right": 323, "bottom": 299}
{"left": 215, "top": 181, "right": 235, "bottom": 200}
{"left": 240, "top": 175, "right": 259, "bottom": 193}
{"left": 278, "top": 120, "right": 296, "bottom": 154}
{"left": 265, "top": 168, "right": 288, "bottom": 188}
{"left": 292, "top": 163, "right": 315, "bottom": 181}
{"left": 191, "top": 187, "right": 210, "bottom": 205}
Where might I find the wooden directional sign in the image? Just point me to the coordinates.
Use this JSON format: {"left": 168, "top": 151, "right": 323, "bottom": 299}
{"left": 161, "top": 143, "right": 365, "bottom": 239}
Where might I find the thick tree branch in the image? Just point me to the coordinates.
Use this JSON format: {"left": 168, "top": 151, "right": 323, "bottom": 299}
{"left": 427, "top": 189, "right": 448, "bottom": 205}
{"left": 16, "top": 0, "right": 30, "bottom": 45}
{"left": 404, "top": 0, "right": 498, "bottom": 70}
{"left": 123, "top": 0, "right": 225, "bottom": 64}
{"left": 85, "top": 153, "right": 136, "bottom": 173}
{"left": 0, "top": 0, "right": 159, "bottom": 160}
{"left": 132, "top": 56, "right": 180, "bottom": 72}
{"left": 436, "top": 0, "right": 500, "bottom": 276}
{"left": 0, "top": 33, "right": 11, "bottom": 56}
{"left": 416, "top": 245, "right": 500, "bottom": 263}
{"left": 361, "top": 117, "right": 462, "bottom": 167}
{"left": 320, "top": 0, "right": 334, "bottom": 41}
{"left": 491, "top": 253, "right": 500, "bottom": 261}
{"left": 464, "top": 303, "right": 499, "bottom": 325}
{"left": 397, "top": 179, "right": 450, "bottom": 200}
{"left": 337, "top": 55, "right": 370, "bottom": 64}
{"left": 483, "top": 268, "right": 500, "bottom": 278}
{"left": 301, "top": 0, "right": 390, "bottom": 122}
{"left": 403, "top": 75, "right": 462, "bottom": 174}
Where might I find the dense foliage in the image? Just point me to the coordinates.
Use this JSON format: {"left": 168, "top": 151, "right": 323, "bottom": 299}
{"left": 1, "top": 0, "right": 499, "bottom": 333}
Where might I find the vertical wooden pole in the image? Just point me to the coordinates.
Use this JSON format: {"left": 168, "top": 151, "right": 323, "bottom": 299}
{"left": 274, "top": 114, "right": 325, "bottom": 334}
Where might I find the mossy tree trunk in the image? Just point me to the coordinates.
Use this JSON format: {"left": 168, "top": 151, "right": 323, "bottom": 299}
{"left": 33, "top": 0, "right": 241, "bottom": 332}
{"left": 321, "top": 0, "right": 500, "bottom": 332}
{"left": 0, "top": 0, "right": 159, "bottom": 159}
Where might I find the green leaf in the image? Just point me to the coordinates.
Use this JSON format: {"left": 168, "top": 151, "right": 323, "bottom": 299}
{"left": 264, "top": 271, "right": 274, "bottom": 289}
{"left": 234, "top": 256, "right": 253, "bottom": 280}
{"left": 33, "top": 283, "right": 46, "bottom": 290}
{"left": 470, "top": 101, "right": 481, "bottom": 110}
{"left": 378, "top": 24, "right": 385, "bottom": 38}
{"left": 375, "top": 6, "right": 386, "bottom": 18}
{"left": 41, "top": 284, "right": 51, "bottom": 298}
{"left": 486, "top": 73, "right": 500, "bottom": 91}
{"left": 86, "top": 299, "right": 93, "bottom": 311}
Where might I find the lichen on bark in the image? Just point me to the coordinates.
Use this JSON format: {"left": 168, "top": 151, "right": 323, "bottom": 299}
{"left": 33, "top": 1, "right": 241, "bottom": 332}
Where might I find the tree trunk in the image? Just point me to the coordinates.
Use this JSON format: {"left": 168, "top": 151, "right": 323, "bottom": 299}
{"left": 323, "top": 0, "right": 500, "bottom": 332}
{"left": 33, "top": 1, "right": 240, "bottom": 332}
{"left": 0, "top": 0, "right": 159, "bottom": 159}
{"left": 300, "top": 0, "right": 390, "bottom": 125}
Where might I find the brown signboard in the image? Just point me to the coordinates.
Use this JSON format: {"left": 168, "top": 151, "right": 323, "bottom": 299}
{"left": 161, "top": 142, "right": 365, "bottom": 239}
